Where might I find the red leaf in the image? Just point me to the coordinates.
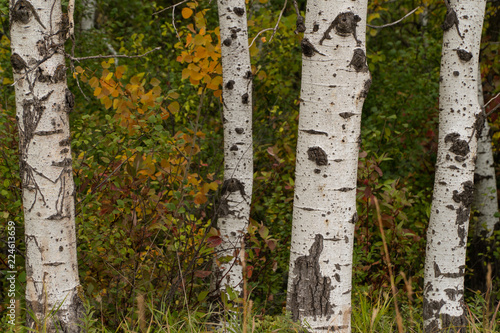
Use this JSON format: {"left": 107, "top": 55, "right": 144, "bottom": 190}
{"left": 207, "top": 236, "right": 222, "bottom": 248}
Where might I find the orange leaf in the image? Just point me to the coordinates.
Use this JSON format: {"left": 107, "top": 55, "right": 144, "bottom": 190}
{"left": 182, "top": 7, "right": 193, "bottom": 19}
{"left": 116, "top": 66, "right": 126, "bottom": 79}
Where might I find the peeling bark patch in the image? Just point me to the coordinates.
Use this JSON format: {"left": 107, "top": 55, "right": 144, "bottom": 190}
{"left": 290, "top": 234, "right": 334, "bottom": 321}
{"left": 452, "top": 181, "right": 474, "bottom": 207}
{"left": 225, "top": 80, "right": 235, "bottom": 90}
{"left": 348, "top": 49, "right": 368, "bottom": 73}
{"left": 444, "top": 133, "right": 469, "bottom": 156}
{"left": 221, "top": 178, "right": 246, "bottom": 197}
{"left": 307, "top": 146, "right": 328, "bottom": 166}
{"left": 456, "top": 49, "right": 472, "bottom": 62}
{"left": 301, "top": 129, "right": 328, "bottom": 136}
{"left": 442, "top": 8, "right": 462, "bottom": 38}
{"left": 301, "top": 38, "right": 324, "bottom": 57}
{"left": 320, "top": 12, "right": 361, "bottom": 45}
{"left": 11, "top": 53, "right": 28, "bottom": 73}
{"left": 233, "top": 7, "right": 245, "bottom": 16}
{"left": 339, "top": 112, "right": 355, "bottom": 119}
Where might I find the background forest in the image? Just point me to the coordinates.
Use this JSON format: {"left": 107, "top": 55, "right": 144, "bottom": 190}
{"left": 0, "top": 0, "right": 499, "bottom": 331}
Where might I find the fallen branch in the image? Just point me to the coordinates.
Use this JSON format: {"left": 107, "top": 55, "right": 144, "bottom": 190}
{"left": 66, "top": 47, "right": 161, "bottom": 62}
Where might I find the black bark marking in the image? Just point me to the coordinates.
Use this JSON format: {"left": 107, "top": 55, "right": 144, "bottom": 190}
{"left": 59, "top": 137, "right": 70, "bottom": 146}
{"left": 348, "top": 49, "right": 368, "bottom": 72}
{"left": 433, "top": 262, "right": 466, "bottom": 278}
{"left": 37, "top": 68, "right": 52, "bottom": 83}
{"left": 225, "top": 80, "right": 235, "bottom": 90}
{"left": 221, "top": 178, "right": 246, "bottom": 197}
{"left": 290, "top": 234, "right": 334, "bottom": 321}
{"left": 307, "top": 146, "right": 328, "bottom": 166}
{"left": 301, "top": 38, "right": 324, "bottom": 57}
{"left": 65, "top": 89, "right": 75, "bottom": 112}
{"left": 339, "top": 112, "right": 355, "bottom": 119}
{"left": 12, "top": 0, "right": 46, "bottom": 29}
{"left": 35, "top": 129, "right": 63, "bottom": 136}
{"left": 473, "top": 113, "right": 485, "bottom": 140}
{"left": 474, "top": 173, "right": 492, "bottom": 183}
{"left": 241, "top": 93, "right": 249, "bottom": 104}
{"left": 336, "top": 187, "right": 355, "bottom": 192}
{"left": 233, "top": 7, "right": 245, "bottom": 16}
{"left": 444, "top": 133, "right": 469, "bottom": 156}
{"left": 456, "top": 49, "right": 472, "bottom": 62}
{"left": 11, "top": 53, "right": 28, "bottom": 73}
{"left": 235, "top": 128, "right": 244, "bottom": 134}
{"left": 313, "top": 22, "right": 319, "bottom": 32}
{"left": 359, "top": 79, "right": 372, "bottom": 99}
{"left": 456, "top": 206, "right": 469, "bottom": 225}
{"left": 244, "top": 71, "right": 252, "bottom": 80}
{"left": 442, "top": 8, "right": 463, "bottom": 39}
{"left": 452, "top": 181, "right": 474, "bottom": 207}
{"left": 223, "top": 38, "right": 232, "bottom": 46}
{"left": 320, "top": 12, "right": 361, "bottom": 46}
{"left": 36, "top": 40, "right": 48, "bottom": 57}
{"left": 218, "top": 198, "right": 231, "bottom": 217}
{"left": 53, "top": 65, "right": 66, "bottom": 83}
{"left": 295, "top": 15, "right": 306, "bottom": 34}
{"left": 301, "top": 129, "right": 328, "bottom": 136}
{"left": 457, "top": 226, "right": 466, "bottom": 246}
{"left": 453, "top": 71, "right": 460, "bottom": 77}
{"left": 350, "top": 212, "right": 358, "bottom": 224}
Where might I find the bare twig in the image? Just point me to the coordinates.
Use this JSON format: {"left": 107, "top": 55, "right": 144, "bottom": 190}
{"left": 269, "top": 0, "right": 288, "bottom": 42}
{"left": 152, "top": 0, "right": 189, "bottom": 16}
{"left": 66, "top": 47, "right": 161, "bottom": 62}
{"left": 249, "top": 28, "right": 273, "bottom": 48}
{"left": 367, "top": 7, "right": 420, "bottom": 29}
{"left": 485, "top": 92, "right": 500, "bottom": 108}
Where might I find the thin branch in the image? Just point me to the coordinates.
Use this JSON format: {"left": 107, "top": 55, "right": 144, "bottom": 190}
{"left": 269, "top": 0, "right": 287, "bottom": 43}
{"left": 367, "top": 6, "right": 420, "bottom": 29}
{"left": 66, "top": 47, "right": 161, "bottom": 62}
{"left": 249, "top": 28, "right": 273, "bottom": 48}
{"left": 485, "top": 92, "right": 500, "bottom": 108}
{"left": 152, "top": 0, "right": 189, "bottom": 16}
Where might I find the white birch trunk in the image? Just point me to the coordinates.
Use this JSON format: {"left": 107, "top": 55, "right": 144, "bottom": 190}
{"left": 473, "top": 70, "right": 499, "bottom": 237}
{"left": 423, "top": 0, "right": 486, "bottom": 331}
{"left": 286, "top": 0, "right": 370, "bottom": 331}
{"left": 10, "top": 0, "right": 83, "bottom": 331}
{"left": 81, "top": 0, "right": 96, "bottom": 31}
{"left": 215, "top": 0, "right": 253, "bottom": 294}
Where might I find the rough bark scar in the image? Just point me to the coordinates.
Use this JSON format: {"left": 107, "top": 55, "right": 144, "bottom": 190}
{"left": 456, "top": 49, "right": 472, "bottom": 62}
{"left": 233, "top": 7, "right": 245, "bottom": 16}
{"left": 12, "top": 0, "right": 46, "bottom": 29}
{"left": 348, "top": 49, "right": 368, "bottom": 72}
{"left": 359, "top": 79, "right": 372, "bottom": 99}
{"left": 295, "top": 15, "right": 306, "bottom": 34}
{"left": 473, "top": 113, "right": 485, "bottom": 140}
{"left": 221, "top": 178, "right": 246, "bottom": 197}
{"left": 307, "top": 146, "right": 328, "bottom": 166}
{"left": 442, "top": 8, "right": 463, "bottom": 39}
{"left": 11, "top": 53, "right": 28, "bottom": 73}
{"left": 474, "top": 173, "right": 492, "bottom": 183}
{"left": 65, "top": 89, "right": 75, "bottom": 112}
{"left": 241, "top": 93, "right": 249, "bottom": 104}
{"left": 320, "top": 12, "right": 361, "bottom": 46}
{"left": 290, "top": 234, "right": 334, "bottom": 321}
{"left": 452, "top": 181, "right": 474, "bottom": 207}
{"left": 444, "top": 133, "right": 469, "bottom": 156}
{"left": 301, "top": 129, "right": 328, "bottom": 136}
{"left": 225, "top": 80, "right": 235, "bottom": 90}
{"left": 301, "top": 38, "right": 325, "bottom": 57}
{"left": 339, "top": 112, "right": 355, "bottom": 119}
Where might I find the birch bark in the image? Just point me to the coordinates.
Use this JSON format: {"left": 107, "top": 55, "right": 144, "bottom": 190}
{"left": 423, "top": 0, "right": 486, "bottom": 331}
{"left": 10, "top": 0, "right": 83, "bottom": 331}
{"left": 215, "top": 0, "right": 253, "bottom": 294}
{"left": 286, "top": 0, "right": 370, "bottom": 331}
{"left": 473, "top": 70, "right": 499, "bottom": 237}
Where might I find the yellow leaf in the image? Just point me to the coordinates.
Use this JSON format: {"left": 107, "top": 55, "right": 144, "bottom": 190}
{"left": 168, "top": 101, "right": 180, "bottom": 113}
{"left": 105, "top": 72, "right": 113, "bottom": 81}
{"left": 182, "top": 7, "right": 193, "bottom": 19}
{"left": 101, "top": 61, "right": 110, "bottom": 69}
{"left": 103, "top": 96, "right": 112, "bottom": 109}
{"left": 116, "top": 66, "right": 126, "bottom": 79}
{"left": 89, "top": 76, "right": 99, "bottom": 88}
{"left": 76, "top": 66, "right": 84, "bottom": 73}
{"left": 150, "top": 78, "right": 161, "bottom": 86}
{"left": 94, "top": 86, "right": 102, "bottom": 97}
{"left": 182, "top": 68, "right": 190, "bottom": 80}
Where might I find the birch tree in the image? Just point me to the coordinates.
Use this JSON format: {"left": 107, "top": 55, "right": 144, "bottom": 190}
{"left": 215, "top": 0, "right": 253, "bottom": 294}
{"left": 423, "top": 0, "right": 486, "bottom": 331}
{"left": 473, "top": 69, "right": 498, "bottom": 237}
{"left": 286, "top": 0, "right": 370, "bottom": 331}
{"left": 10, "top": 0, "right": 83, "bottom": 331}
